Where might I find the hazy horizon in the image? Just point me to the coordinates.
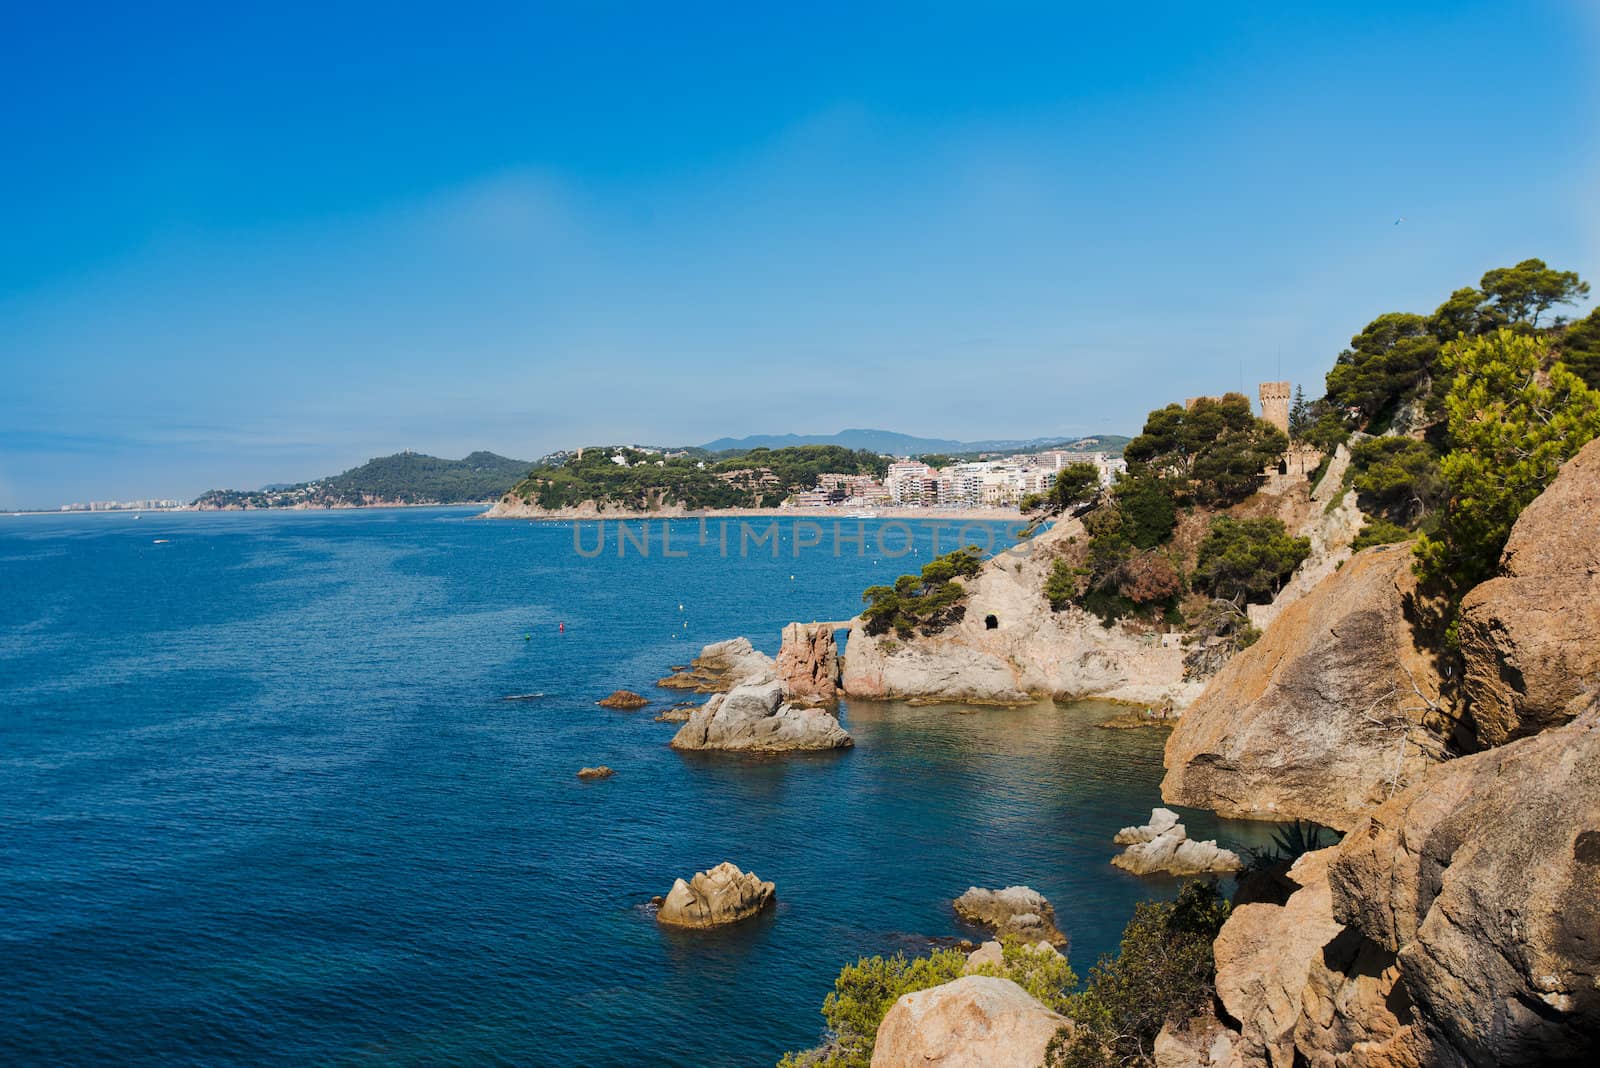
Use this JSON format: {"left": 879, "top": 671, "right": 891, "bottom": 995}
{"left": 4, "top": 2, "right": 1598, "bottom": 508}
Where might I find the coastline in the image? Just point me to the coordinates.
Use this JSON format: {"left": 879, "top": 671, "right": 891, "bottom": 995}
{"left": 479, "top": 501, "right": 1027, "bottom": 522}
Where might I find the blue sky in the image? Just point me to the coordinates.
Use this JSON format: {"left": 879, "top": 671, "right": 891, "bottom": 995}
{"left": 2, "top": 2, "right": 1597, "bottom": 507}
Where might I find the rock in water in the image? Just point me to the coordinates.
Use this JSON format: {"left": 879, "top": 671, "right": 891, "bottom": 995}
{"left": 669, "top": 681, "right": 853, "bottom": 752}
{"left": 871, "top": 976, "right": 1070, "bottom": 1068}
{"left": 657, "top": 637, "right": 777, "bottom": 692}
{"left": 655, "top": 861, "right": 775, "bottom": 928}
{"left": 952, "top": 886, "right": 1067, "bottom": 946}
{"left": 1112, "top": 806, "right": 1179, "bottom": 844}
{"left": 1110, "top": 808, "right": 1241, "bottom": 876}
{"left": 597, "top": 690, "right": 650, "bottom": 710}
{"left": 1457, "top": 435, "right": 1600, "bottom": 748}
{"left": 575, "top": 766, "right": 614, "bottom": 780}
{"left": 775, "top": 621, "right": 841, "bottom": 705}
{"left": 1161, "top": 544, "right": 1453, "bottom": 831}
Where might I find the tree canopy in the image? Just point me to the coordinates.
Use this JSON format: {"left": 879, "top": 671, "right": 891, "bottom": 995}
{"left": 860, "top": 547, "right": 984, "bottom": 638}
{"left": 1193, "top": 517, "right": 1311, "bottom": 605}
{"left": 1123, "top": 394, "right": 1287, "bottom": 506}
{"left": 1480, "top": 258, "right": 1591, "bottom": 327}
{"left": 1414, "top": 329, "right": 1600, "bottom": 608}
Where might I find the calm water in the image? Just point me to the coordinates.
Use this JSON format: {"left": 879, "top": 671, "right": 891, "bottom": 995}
{"left": 0, "top": 508, "right": 1272, "bottom": 1067}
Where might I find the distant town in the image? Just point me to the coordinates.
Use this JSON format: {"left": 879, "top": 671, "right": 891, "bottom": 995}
{"left": 789, "top": 449, "right": 1126, "bottom": 510}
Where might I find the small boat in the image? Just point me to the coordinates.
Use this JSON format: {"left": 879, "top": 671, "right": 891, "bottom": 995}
{"left": 152, "top": 539, "right": 170, "bottom": 544}
{"left": 500, "top": 692, "right": 547, "bottom": 702}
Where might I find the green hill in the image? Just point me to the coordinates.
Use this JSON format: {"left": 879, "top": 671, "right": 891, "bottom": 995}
{"left": 504, "top": 444, "right": 888, "bottom": 511}
{"left": 194, "top": 451, "right": 531, "bottom": 509}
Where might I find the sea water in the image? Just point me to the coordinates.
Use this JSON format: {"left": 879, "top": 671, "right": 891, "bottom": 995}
{"left": 0, "top": 509, "right": 1274, "bottom": 1066}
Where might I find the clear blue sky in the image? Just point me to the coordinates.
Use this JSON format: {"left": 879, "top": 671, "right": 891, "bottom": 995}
{"left": 2, "top": 1, "right": 1596, "bottom": 507}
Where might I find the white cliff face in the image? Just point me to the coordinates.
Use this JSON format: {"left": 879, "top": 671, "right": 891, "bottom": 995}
{"left": 841, "top": 517, "right": 1201, "bottom": 709}
{"left": 1249, "top": 444, "right": 1364, "bottom": 632}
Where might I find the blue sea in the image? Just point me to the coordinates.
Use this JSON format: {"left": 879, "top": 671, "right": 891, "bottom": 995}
{"left": 0, "top": 508, "right": 1272, "bottom": 1067}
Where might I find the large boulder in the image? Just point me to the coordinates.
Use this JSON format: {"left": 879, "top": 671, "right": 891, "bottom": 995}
{"left": 657, "top": 637, "right": 777, "bottom": 692}
{"left": 1327, "top": 700, "right": 1600, "bottom": 1065}
{"left": 669, "top": 680, "right": 853, "bottom": 752}
{"left": 1162, "top": 545, "right": 1453, "bottom": 831}
{"left": 871, "top": 976, "right": 1070, "bottom": 1068}
{"left": 1110, "top": 809, "right": 1241, "bottom": 876}
{"left": 952, "top": 886, "right": 1067, "bottom": 946}
{"left": 1457, "top": 435, "right": 1600, "bottom": 748}
{"left": 1175, "top": 701, "right": 1600, "bottom": 1067}
{"left": 655, "top": 861, "right": 775, "bottom": 928}
{"left": 776, "top": 622, "right": 841, "bottom": 705}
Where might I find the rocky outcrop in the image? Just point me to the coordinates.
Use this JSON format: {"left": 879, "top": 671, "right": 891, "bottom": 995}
{"left": 669, "top": 680, "right": 853, "bottom": 752}
{"left": 656, "top": 861, "right": 775, "bottom": 928}
{"left": 953, "top": 886, "right": 1067, "bottom": 946}
{"left": 657, "top": 637, "right": 776, "bottom": 692}
{"left": 1111, "top": 808, "right": 1241, "bottom": 876}
{"left": 653, "top": 702, "right": 697, "bottom": 723}
{"left": 597, "top": 690, "right": 650, "bottom": 710}
{"left": 776, "top": 622, "right": 841, "bottom": 705}
{"left": 1161, "top": 545, "right": 1453, "bottom": 831}
{"left": 575, "top": 765, "right": 614, "bottom": 780}
{"left": 965, "top": 939, "right": 1062, "bottom": 971}
{"left": 1457, "top": 435, "right": 1600, "bottom": 748}
{"left": 1166, "top": 701, "right": 1600, "bottom": 1067}
{"left": 841, "top": 517, "right": 1202, "bottom": 709}
{"left": 871, "top": 976, "right": 1071, "bottom": 1068}
{"left": 1248, "top": 444, "right": 1364, "bottom": 633}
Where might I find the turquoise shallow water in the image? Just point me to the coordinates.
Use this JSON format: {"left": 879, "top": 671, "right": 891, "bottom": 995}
{"left": 0, "top": 508, "right": 1273, "bottom": 1067}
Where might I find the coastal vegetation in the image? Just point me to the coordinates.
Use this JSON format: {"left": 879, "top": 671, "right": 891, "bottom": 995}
{"left": 779, "top": 883, "right": 1230, "bottom": 1068}
{"left": 860, "top": 547, "right": 984, "bottom": 637}
{"left": 778, "top": 937, "right": 1075, "bottom": 1068}
{"left": 1044, "top": 882, "right": 1232, "bottom": 1068}
{"left": 193, "top": 450, "right": 531, "bottom": 508}
{"left": 505, "top": 444, "right": 887, "bottom": 510}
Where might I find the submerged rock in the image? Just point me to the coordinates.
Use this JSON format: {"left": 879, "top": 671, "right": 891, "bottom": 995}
{"left": 575, "top": 765, "right": 614, "bottom": 780}
{"left": 1110, "top": 809, "right": 1240, "bottom": 876}
{"left": 871, "top": 975, "right": 1070, "bottom": 1068}
{"left": 655, "top": 861, "right": 775, "bottom": 928}
{"left": 952, "top": 886, "right": 1067, "bottom": 946}
{"left": 1457, "top": 435, "right": 1600, "bottom": 748}
{"left": 669, "top": 681, "right": 853, "bottom": 752}
{"left": 597, "top": 690, "right": 650, "bottom": 710}
{"left": 776, "top": 621, "right": 842, "bottom": 705}
{"left": 657, "top": 637, "right": 777, "bottom": 692}
{"left": 653, "top": 702, "right": 698, "bottom": 723}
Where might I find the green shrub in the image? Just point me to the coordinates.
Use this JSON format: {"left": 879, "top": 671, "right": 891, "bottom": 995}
{"left": 1044, "top": 882, "right": 1232, "bottom": 1068}
{"left": 1350, "top": 517, "right": 1413, "bottom": 551}
{"left": 1347, "top": 437, "right": 1443, "bottom": 527}
{"left": 780, "top": 939, "right": 1075, "bottom": 1068}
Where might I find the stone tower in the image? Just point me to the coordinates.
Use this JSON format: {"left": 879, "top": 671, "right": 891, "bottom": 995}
{"left": 1259, "top": 381, "right": 1291, "bottom": 435}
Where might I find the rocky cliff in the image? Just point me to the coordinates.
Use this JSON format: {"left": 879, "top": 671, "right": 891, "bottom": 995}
{"left": 1457, "top": 435, "right": 1600, "bottom": 747}
{"left": 1161, "top": 544, "right": 1454, "bottom": 830}
{"left": 1161, "top": 700, "right": 1600, "bottom": 1067}
{"left": 841, "top": 517, "right": 1200, "bottom": 709}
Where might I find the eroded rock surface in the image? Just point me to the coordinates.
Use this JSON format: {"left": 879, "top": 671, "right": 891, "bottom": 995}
{"left": 657, "top": 637, "right": 777, "bottom": 692}
{"left": 596, "top": 690, "right": 649, "bottom": 710}
{"left": 953, "top": 886, "right": 1067, "bottom": 946}
{"left": 871, "top": 976, "right": 1070, "bottom": 1068}
{"left": 776, "top": 621, "right": 842, "bottom": 705}
{"left": 656, "top": 861, "right": 775, "bottom": 928}
{"left": 1162, "top": 545, "right": 1452, "bottom": 831}
{"left": 1457, "top": 435, "right": 1600, "bottom": 748}
{"left": 669, "top": 680, "right": 853, "bottom": 752}
{"left": 841, "top": 517, "right": 1201, "bottom": 709}
{"left": 1177, "top": 702, "right": 1600, "bottom": 1067}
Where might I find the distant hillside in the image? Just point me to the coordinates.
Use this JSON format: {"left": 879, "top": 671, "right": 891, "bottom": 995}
{"left": 502, "top": 444, "right": 888, "bottom": 511}
{"left": 194, "top": 451, "right": 532, "bottom": 509}
{"left": 700, "top": 428, "right": 1130, "bottom": 457}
